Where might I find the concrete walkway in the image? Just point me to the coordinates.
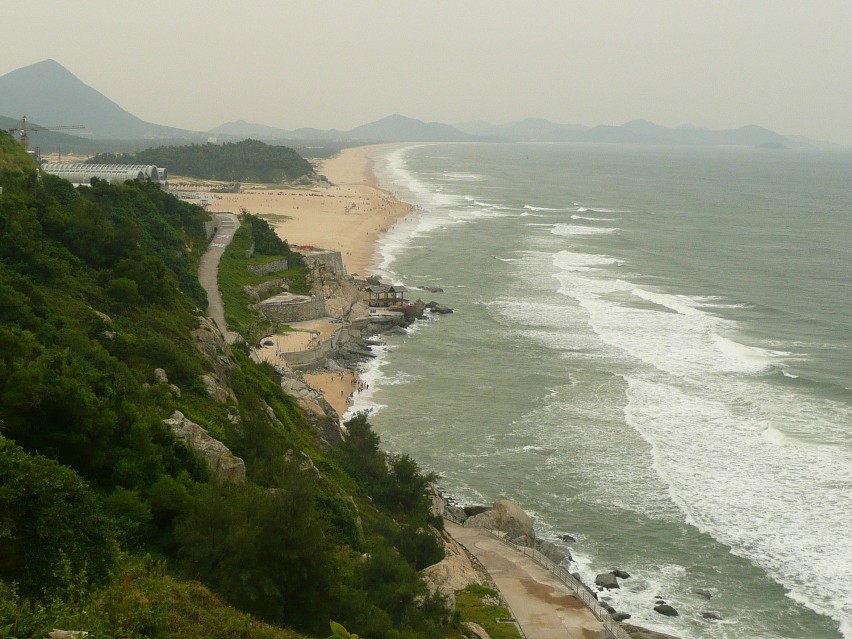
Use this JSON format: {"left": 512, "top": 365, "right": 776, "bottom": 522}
{"left": 446, "top": 521, "right": 604, "bottom": 639}
{"left": 198, "top": 213, "right": 240, "bottom": 344}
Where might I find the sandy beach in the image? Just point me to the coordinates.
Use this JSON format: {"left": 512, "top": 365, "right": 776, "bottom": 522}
{"left": 207, "top": 145, "right": 412, "bottom": 277}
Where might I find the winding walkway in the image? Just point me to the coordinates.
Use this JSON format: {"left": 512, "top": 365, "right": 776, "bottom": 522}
{"left": 446, "top": 521, "right": 603, "bottom": 639}
{"left": 198, "top": 213, "right": 241, "bottom": 344}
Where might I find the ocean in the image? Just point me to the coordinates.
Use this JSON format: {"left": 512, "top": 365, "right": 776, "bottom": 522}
{"left": 350, "top": 142, "right": 852, "bottom": 639}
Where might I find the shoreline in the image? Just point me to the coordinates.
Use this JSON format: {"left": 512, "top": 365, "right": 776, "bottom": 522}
{"left": 209, "top": 144, "right": 413, "bottom": 418}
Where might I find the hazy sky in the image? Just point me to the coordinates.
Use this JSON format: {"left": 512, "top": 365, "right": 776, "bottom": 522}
{"left": 3, "top": 0, "right": 851, "bottom": 144}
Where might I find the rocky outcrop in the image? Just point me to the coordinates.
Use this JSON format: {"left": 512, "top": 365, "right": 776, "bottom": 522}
{"left": 595, "top": 573, "right": 620, "bottom": 589}
{"left": 653, "top": 604, "right": 679, "bottom": 617}
{"left": 191, "top": 316, "right": 237, "bottom": 404}
{"left": 422, "top": 530, "right": 484, "bottom": 610}
{"left": 164, "top": 411, "right": 245, "bottom": 484}
{"left": 463, "top": 499, "right": 535, "bottom": 544}
{"left": 621, "top": 625, "right": 681, "bottom": 639}
{"left": 426, "top": 301, "right": 453, "bottom": 314}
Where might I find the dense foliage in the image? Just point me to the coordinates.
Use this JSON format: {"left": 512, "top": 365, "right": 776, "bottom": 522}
{"left": 87, "top": 139, "right": 315, "bottom": 183}
{"left": 0, "top": 130, "right": 451, "bottom": 639}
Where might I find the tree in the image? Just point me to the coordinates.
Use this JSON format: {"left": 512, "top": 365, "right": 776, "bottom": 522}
{"left": 0, "top": 436, "right": 117, "bottom": 597}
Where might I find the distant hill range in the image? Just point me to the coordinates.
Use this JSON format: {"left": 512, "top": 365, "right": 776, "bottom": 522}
{"left": 454, "top": 117, "right": 808, "bottom": 147}
{"left": 1, "top": 59, "right": 817, "bottom": 150}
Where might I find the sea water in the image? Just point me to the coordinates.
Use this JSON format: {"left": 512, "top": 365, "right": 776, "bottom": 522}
{"left": 350, "top": 143, "right": 852, "bottom": 639}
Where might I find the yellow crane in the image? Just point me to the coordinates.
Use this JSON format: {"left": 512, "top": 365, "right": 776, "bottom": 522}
{"left": 8, "top": 115, "right": 85, "bottom": 152}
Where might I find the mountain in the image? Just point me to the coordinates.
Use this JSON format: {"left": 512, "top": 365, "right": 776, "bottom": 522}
{"left": 455, "top": 117, "right": 588, "bottom": 141}
{"left": 208, "top": 119, "right": 292, "bottom": 139}
{"left": 458, "top": 117, "right": 804, "bottom": 147}
{"left": 0, "top": 59, "right": 200, "bottom": 140}
{"left": 345, "top": 114, "right": 499, "bottom": 142}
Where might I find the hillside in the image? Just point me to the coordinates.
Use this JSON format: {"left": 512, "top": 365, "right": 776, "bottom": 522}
{"left": 0, "top": 59, "right": 199, "bottom": 140}
{"left": 88, "top": 139, "right": 316, "bottom": 183}
{"left": 0, "top": 130, "right": 455, "bottom": 639}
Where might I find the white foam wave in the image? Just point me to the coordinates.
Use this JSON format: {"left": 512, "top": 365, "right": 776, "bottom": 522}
{"left": 552, "top": 224, "right": 620, "bottom": 236}
{"left": 443, "top": 171, "right": 483, "bottom": 181}
{"left": 571, "top": 214, "right": 619, "bottom": 222}
{"left": 624, "top": 376, "right": 852, "bottom": 636}
{"left": 524, "top": 204, "right": 571, "bottom": 212}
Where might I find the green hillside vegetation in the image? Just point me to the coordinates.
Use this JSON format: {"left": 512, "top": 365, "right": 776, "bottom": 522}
{"left": 0, "top": 130, "right": 453, "bottom": 639}
{"left": 217, "top": 212, "right": 310, "bottom": 344}
{"left": 87, "top": 139, "right": 315, "bottom": 183}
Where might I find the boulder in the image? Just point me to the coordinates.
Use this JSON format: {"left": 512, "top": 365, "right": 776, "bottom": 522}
{"left": 164, "top": 411, "right": 245, "bottom": 484}
{"left": 492, "top": 500, "right": 535, "bottom": 540}
{"left": 653, "top": 604, "right": 679, "bottom": 617}
{"left": 464, "top": 510, "right": 499, "bottom": 531}
{"left": 426, "top": 301, "right": 454, "bottom": 314}
{"left": 621, "top": 625, "right": 681, "bottom": 639}
{"left": 611, "top": 612, "right": 632, "bottom": 622}
{"left": 700, "top": 611, "right": 723, "bottom": 621}
{"left": 154, "top": 367, "right": 169, "bottom": 384}
{"left": 464, "top": 505, "right": 491, "bottom": 517}
{"left": 535, "top": 539, "right": 566, "bottom": 564}
{"left": 559, "top": 533, "right": 577, "bottom": 543}
{"left": 692, "top": 587, "right": 713, "bottom": 600}
{"left": 611, "top": 569, "right": 631, "bottom": 579}
{"left": 595, "top": 573, "right": 620, "bottom": 589}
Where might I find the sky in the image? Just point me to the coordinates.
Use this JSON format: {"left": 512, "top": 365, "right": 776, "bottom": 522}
{"left": 3, "top": 0, "right": 851, "bottom": 144}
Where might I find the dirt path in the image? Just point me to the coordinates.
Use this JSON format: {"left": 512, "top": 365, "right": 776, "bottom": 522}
{"left": 446, "top": 521, "right": 604, "bottom": 639}
{"left": 198, "top": 213, "right": 240, "bottom": 344}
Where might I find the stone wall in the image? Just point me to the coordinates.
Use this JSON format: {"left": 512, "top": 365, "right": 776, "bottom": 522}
{"left": 258, "top": 296, "right": 327, "bottom": 323}
{"left": 302, "top": 250, "right": 347, "bottom": 277}
{"left": 247, "top": 258, "right": 289, "bottom": 276}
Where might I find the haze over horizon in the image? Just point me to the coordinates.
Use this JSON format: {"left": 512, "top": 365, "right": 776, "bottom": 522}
{"left": 2, "top": 0, "right": 850, "bottom": 145}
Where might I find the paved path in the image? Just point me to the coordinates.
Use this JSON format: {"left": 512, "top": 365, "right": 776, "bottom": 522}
{"left": 446, "top": 521, "right": 603, "bottom": 639}
{"left": 198, "top": 213, "right": 241, "bottom": 344}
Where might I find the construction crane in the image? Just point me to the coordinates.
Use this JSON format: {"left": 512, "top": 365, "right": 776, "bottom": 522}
{"left": 8, "top": 115, "right": 85, "bottom": 152}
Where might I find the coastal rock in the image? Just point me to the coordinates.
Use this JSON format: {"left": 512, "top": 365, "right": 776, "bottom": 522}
{"left": 164, "top": 411, "right": 245, "bottom": 484}
{"left": 596, "top": 573, "right": 620, "bottom": 589}
{"left": 559, "top": 533, "right": 577, "bottom": 543}
{"left": 464, "top": 500, "right": 535, "bottom": 541}
{"left": 620, "top": 624, "right": 681, "bottom": 639}
{"left": 692, "top": 587, "right": 713, "bottom": 600}
{"left": 464, "top": 510, "right": 499, "bottom": 532}
{"left": 464, "top": 505, "right": 491, "bottom": 517}
{"left": 426, "top": 301, "right": 454, "bottom": 314}
{"left": 535, "top": 539, "right": 566, "bottom": 564}
{"left": 421, "top": 286, "right": 444, "bottom": 293}
{"left": 653, "top": 604, "right": 679, "bottom": 617}
{"left": 612, "top": 612, "right": 632, "bottom": 622}
{"left": 611, "top": 569, "right": 631, "bottom": 579}
{"left": 493, "top": 499, "right": 535, "bottom": 540}
{"left": 700, "top": 611, "right": 723, "bottom": 621}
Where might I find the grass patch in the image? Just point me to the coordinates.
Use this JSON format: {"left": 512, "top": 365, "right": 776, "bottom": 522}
{"left": 455, "top": 585, "right": 522, "bottom": 639}
{"left": 217, "top": 224, "right": 310, "bottom": 344}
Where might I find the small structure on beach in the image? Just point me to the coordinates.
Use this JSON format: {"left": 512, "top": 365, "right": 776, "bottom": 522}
{"left": 364, "top": 284, "right": 407, "bottom": 308}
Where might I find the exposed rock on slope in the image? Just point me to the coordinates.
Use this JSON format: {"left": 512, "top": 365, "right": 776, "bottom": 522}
{"left": 164, "top": 411, "right": 245, "bottom": 484}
